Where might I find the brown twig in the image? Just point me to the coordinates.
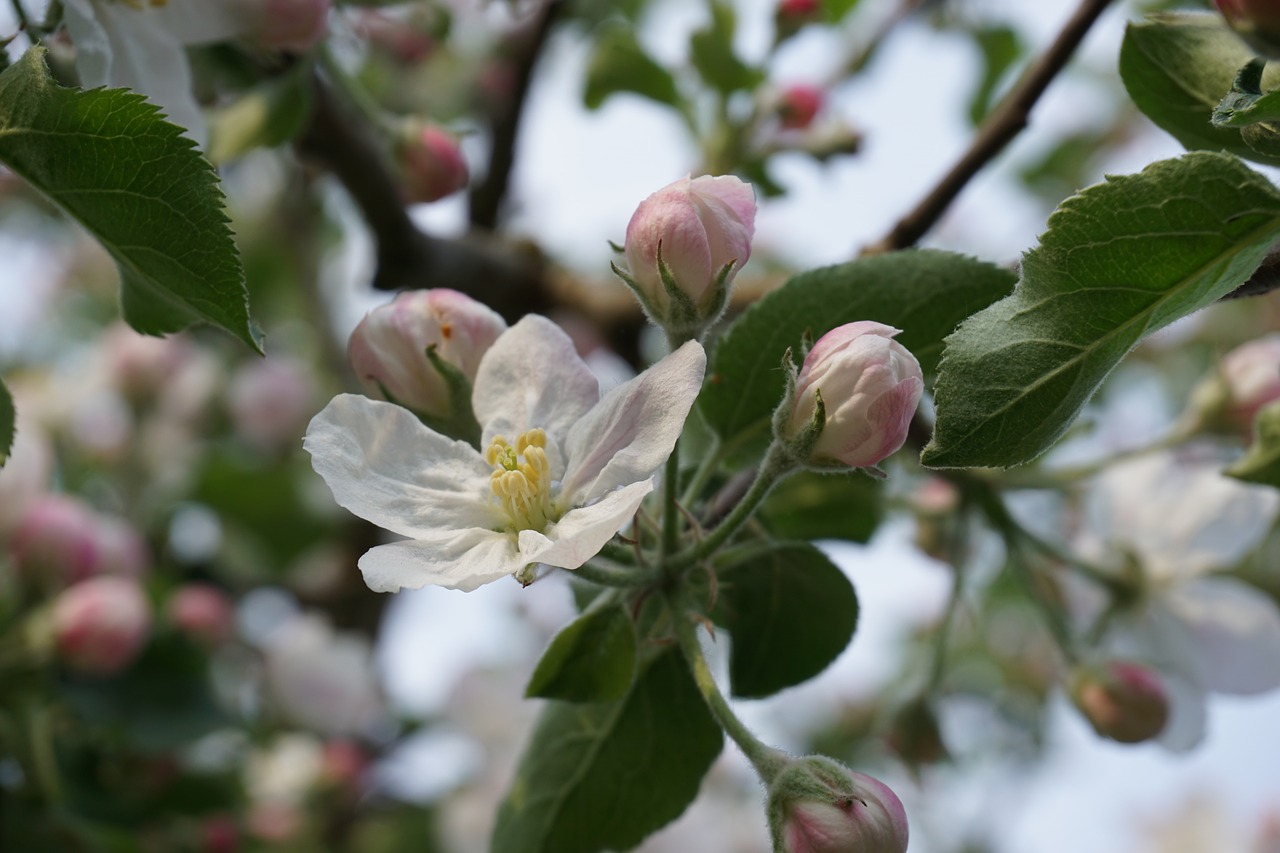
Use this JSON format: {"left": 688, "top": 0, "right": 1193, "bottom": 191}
{"left": 469, "top": 0, "right": 564, "bottom": 231}
{"left": 863, "top": 0, "right": 1116, "bottom": 255}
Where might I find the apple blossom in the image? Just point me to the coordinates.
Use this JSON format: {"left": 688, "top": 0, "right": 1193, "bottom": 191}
{"left": 618, "top": 175, "right": 756, "bottom": 336}
{"left": 396, "top": 124, "right": 471, "bottom": 203}
{"left": 1068, "top": 661, "right": 1170, "bottom": 744}
{"left": 51, "top": 576, "right": 152, "bottom": 675}
{"left": 1222, "top": 333, "right": 1280, "bottom": 429}
{"left": 348, "top": 289, "right": 507, "bottom": 422}
{"left": 256, "top": 0, "right": 331, "bottom": 53}
{"left": 10, "top": 495, "right": 147, "bottom": 585}
{"left": 305, "top": 315, "right": 705, "bottom": 592}
{"left": 783, "top": 322, "right": 924, "bottom": 469}
{"left": 767, "top": 756, "right": 909, "bottom": 853}
{"left": 264, "top": 615, "right": 384, "bottom": 736}
{"left": 227, "top": 356, "right": 319, "bottom": 451}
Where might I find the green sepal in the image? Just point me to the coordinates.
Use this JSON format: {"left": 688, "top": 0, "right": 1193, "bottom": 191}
{"left": 1227, "top": 400, "right": 1280, "bottom": 487}
{"left": 1212, "top": 57, "right": 1280, "bottom": 128}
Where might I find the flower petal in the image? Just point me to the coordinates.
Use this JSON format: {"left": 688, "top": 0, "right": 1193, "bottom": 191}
{"left": 358, "top": 531, "right": 522, "bottom": 593}
{"left": 1154, "top": 671, "right": 1208, "bottom": 753}
{"left": 1160, "top": 577, "right": 1280, "bottom": 695}
{"left": 304, "top": 394, "right": 499, "bottom": 538}
{"left": 472, "top": 315, "right": 599, "bottom": 446}
{"left": 559, "top": 340, "right": 706, "bottom": 503}
{"left": 518, "top": 479, "right": 653, "bottom": 570}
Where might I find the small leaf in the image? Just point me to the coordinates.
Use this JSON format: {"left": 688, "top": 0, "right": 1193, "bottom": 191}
{"left": 967, "top": 26, "right": 1022, "bottom": 127}
{"left": 583, "top": 26, "right": 679, "bottom": 111}
{"left": 924, "top": 151, "right": 1280, "bottom": 469}
{"left": 690, "top": 3, "right": 764, "bottom": 96}
{"left": 1120, "top": 13, "right": 1280, "bottom": 167}
{"left": 0, "top": 47, "right": 262, "bottom": 351}
{"left": 1228, "top": 400, "right": 1280, "bottom": 487}
{"left": 0, "top": 378, "right": 12, "bottom": 465}
{"left": 713, "top": 542, "right": 858, "bottom": 698}
{"left": 207, "top": 62, "right": 314, "bottom": 163}
{"left": 761, "top": 471, "right": 883, "bottom": 543}
{"left": 492, "top": 648, "right": 723, "bottom": 853}
{"left": 700, "top": 250, "right": 1015, "bottom": 460}
{"left": 525, "top": 603, "right": 638, "bottom": 702}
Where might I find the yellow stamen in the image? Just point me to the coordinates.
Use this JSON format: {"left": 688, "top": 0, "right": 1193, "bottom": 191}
{"left": 486, "top": 429, "right": 554, "bottom": 531}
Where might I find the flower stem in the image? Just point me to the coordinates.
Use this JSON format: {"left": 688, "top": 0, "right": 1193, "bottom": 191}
{"left": 672, "top": 604, "right": 787, "bottom": 781}
{"left": 316, "top": 46, "right": 399, "bottom": 137}
{"left": 572, "top": 559, "right": 663, "bottom": 588}
{"left": 680, "top": 436, "right": 723, "bottom": 507}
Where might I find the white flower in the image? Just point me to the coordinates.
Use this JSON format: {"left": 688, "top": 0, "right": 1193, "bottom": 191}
{"left": 304, "top": 315, "right": 706, "bottom": 593}
{"left": 264, "top": 614, "right": 383, "bottom": 736}
{"left": 1082, "top": 449, "right": 1280, "bottom": 750}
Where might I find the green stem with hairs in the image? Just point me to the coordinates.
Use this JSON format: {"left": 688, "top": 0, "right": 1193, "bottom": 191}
{"left": 572, "top": 558, "right": 664, "bottom": 588}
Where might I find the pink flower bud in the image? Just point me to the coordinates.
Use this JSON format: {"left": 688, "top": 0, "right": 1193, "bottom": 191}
{"left": 10, "top": 495, "right": 106, "bottom": 585}
{"left": 1221, "top": 334, "right": 1280, "bottom": 429}
{"left": 621, "top": 175, "right": 756, "bottom": 330}
{"left": 168, "top": 583, "right": 235, "bottom": 646}
{"left": 778, "top": 0, "right": 819, "bottom": 17}
{"left": 254, "top": 0, "right": 331, "bottom": 53}
{"left": 785, "top": 322, "right": 924, "bottom": 468}
{"left": 777, "top": 84, "right": 824, "bottom": 130}
{"left": 768, "top": 756, "right": 909, "bottom": 853}
{"left": 201, "top": 813, "right": 240, "bottom": 853}
{"left": 52, "top": 576, "right": 152, "bottom": 676}
{"left": 1068, "top": 661, "right": 1170, "bottom": 744}
{"left": 1217, "top": 0, "right": 1280, "bottom": 57}
{"left": 93, "top": 514, "right": 150, "bottom": 578}
{"left": 396, "top": 124, "right": 469, "bottom": 203}
{"left": 227, "top": 357, "right": 318, "bottom": 451}
{"left": 348, "top": 289, "right": 507, "bottom": 418}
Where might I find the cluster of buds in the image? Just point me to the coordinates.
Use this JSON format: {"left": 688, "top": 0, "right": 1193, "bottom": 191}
{"left": 348, "top": 288, "right": 507, "bottom": 438}
{"left": 1068, "top": 660, "right": 1170, "bottom": 744}
{"left": 615, "top": 174, "right": 756, "bottom": 340}
{"left": 9, "top": 494, "right": 149, "bottom": 588}
{"left": 774, "top": 322, "right": 924, "bottom": 472}
{"left": 1216, "top": 0, "right": 1280, "bottom": 58}
{"left": 767, "top": 755, "right": 909, "bottom": 853}
{"left": 395, "top": 123, "right": 470, "bottom": 203}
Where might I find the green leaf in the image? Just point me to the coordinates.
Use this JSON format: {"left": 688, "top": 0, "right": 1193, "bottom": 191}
{"left": 1228, "top": 400, "right": 1280, "bottom": 487}
{"left": 0, "top": 47, "right": 262, "bottom": 352}
{"left": 700, "top": 250, "right": 1015, "bottom": 459}
{"left": 525, "top": 603, "right": 638, "bottom": 702}
{"left": 761, "top": 471, "right": 883, "bottom": 543}
{"left": 712, "top": 542, "right": 858, "bottom": 698}
{"left": 583, "top": 26, "right": 680, "bottom": 111}
{"left": 690, "top": 3, "right": 764, "bottom": 96}
{"left": 1120, "top": 13, "right": 1280, "bottom": 167}
{"left": 924, "top": 151, "right": 1280, "bottom": 469}
{"left": 820, "top": 0, "right": 863, "bottom": 23}
{"left": 492, "top": 648, "right": 723, "bottom": 853}
{"left": 0, "top": 378, "right": 12, "bottom": 465}
{"left": 207, "top": 62, "right": 314, "bottom": 163}
{"left": 967, "top": 26, "right": 1022, "bottom": 127}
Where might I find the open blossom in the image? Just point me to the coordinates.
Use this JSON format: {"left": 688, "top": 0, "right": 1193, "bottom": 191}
{"left": 306, "top": 315, "right": 705, "bottom": 592}
{"left": 1080, "top": 449, "right": 1280, "bottom": 750}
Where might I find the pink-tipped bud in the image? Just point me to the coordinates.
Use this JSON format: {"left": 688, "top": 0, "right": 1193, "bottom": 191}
{"left": 1217, "top": 0, "right": 1280, "bottom": 58}
{"left": 348, "top": 289, "right": 506, "bottom": 419}
{"left": 777, "top": 84, "right": 824, "bottom": 130}
{"left": 783, "top": 322, "right": 924, "bottom": 469}
{"left": 396, "top": 123, "right": 469, "bottom": 203}
{"left": 254, "top": 0, "right": 331, "bottom": 53}
{"left": 227, "top": 357, "right": 318, "bottom": 452}
{"left": 620, "top": 174, "right": 756, "bottom": 332}
{"left": 1222, "top": 334, "right": 1280, "bottom": 430}
{"left": 778, "top": 0, "right": 819, "bottom": 17}
{"left": 775, "top": 0, "right": 821, "bottom": 41}
{"left": 52, "top": 576, "right": 152, "bottom": 676}
{"left": 201, "top": 813, "right": 240, "bottom": 853}
{"left": 768, "top": 756, "right": 909, "bottom": 853}
{"left": 168, "top": 583, "right": 235, "bottom": 646}
{"left": 1068, "top": 661, "right": 1170, "bottom": 744}
{"left": 10, "top": 496, "right": 146, "bottom": 585}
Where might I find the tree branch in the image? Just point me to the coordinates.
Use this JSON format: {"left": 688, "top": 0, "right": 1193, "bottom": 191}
{"left": 863, "top": 0, "right": 1116, "bottom": 255}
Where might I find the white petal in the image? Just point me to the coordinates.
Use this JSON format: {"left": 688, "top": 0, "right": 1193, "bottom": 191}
{"left": 518, "top": 479, "right": 653, "bottom": 570}
{"left": 62, "top": 0, "right": 112, "bottom": 88}
{"left": 358, "top": 532, "right": 522, "bottom": 593}
{"left": 1161, "top": 577, "right": 1280, "bottom": 695}
{"left": 304, "top": 394, "right": 500, "bottom": 538}
{"left": 145, "top": 0, "right": 246, "bottom": 45}
{"left": 559, "top": 340, "right": 706, "bottom": 503}
{"left": 472, "top": 316, "right": 599, "bottom": 446}
{"left": 1155, "top": 671, "right": 1209, "bottom": 753}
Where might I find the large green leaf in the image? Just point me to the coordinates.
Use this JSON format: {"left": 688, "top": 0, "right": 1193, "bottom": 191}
{"left": 924, "top": 152, "right": 1280, "bottom": 469}
{"left": 0, "top": 47, "right": 262, "bottom": 351}
{"left": 1120, "top": 13, "right": 1280, "bottom": 167}
{"left": 700, "top": 250, "right": 1015, "bottom": 459}
{"left": 492, "top": 649, "right": 722, "bottom": 853}
{"left": 525, "top": 603, "right": 637, "bottom": 702}
{"left": 761, "top": 471, "right": 883, "bottom": 544}
{"left": 1228, "top": 400, "right": 1280, "bottom": 488}
{"left": 0, "top": 379, "right": 12, "bottom": 465}
{"left": 712, "top": 542, "right": 858, "bottom": 699}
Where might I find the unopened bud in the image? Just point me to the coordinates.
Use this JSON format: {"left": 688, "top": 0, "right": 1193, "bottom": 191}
{"left": 618, "top": 174, "right": 756, "bottom": 336}
{"left": 775, "top": 0, "right": 821, "bottom": 41}
{"left": 168, "top": 583, "right": 235, "bottom": 646}
{"left": 781, "top": 322, "right": 923, "bottom": 469}
{"left": 396, "top": 123, "right": 469, "bottom": 203}
{"left": 777, "top": 84, "right": 824, "bottom": 130}
{"left": 1068, "top": 661, "right": 1170, "bottom": 744}
{"left": 1222, "top": 334, "right": 1280, "bottom": 429}
{"left": 768, "top": 756, "right": 909, "bottom": 853}
{"left": 51, "top": 576, "right": 152, "bottom": 676}
{"left": 254, "top": 0, "right": 331, "bottom": 53}
{"left": 1217, "top": 0, "right": 1280, "bottom": 58}
{"left": 227, "top": 357, "right": 318, "bottom": 452}
{"left": 348, "top": 289, "right": 506, "bottom": 419}
{"left": 10, "top": 496, "right": 146, "bottom": 585}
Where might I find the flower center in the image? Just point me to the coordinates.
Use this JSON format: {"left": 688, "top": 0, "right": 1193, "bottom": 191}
{"left": 485, "top": 429, "right": 555, "bottom": 532}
